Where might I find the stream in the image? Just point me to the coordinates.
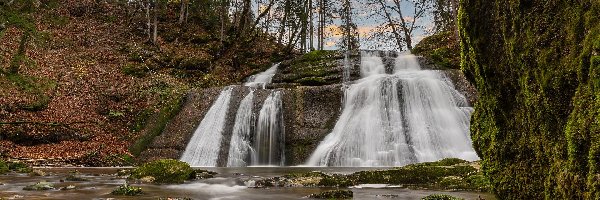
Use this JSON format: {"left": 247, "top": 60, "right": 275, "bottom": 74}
{"left": 0, "top": 167, "right": 495, "bottom": 200}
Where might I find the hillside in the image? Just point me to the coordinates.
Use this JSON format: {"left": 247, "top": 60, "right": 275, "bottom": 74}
{"left": 0, "top": 0, "right": 284, "bottom": 166}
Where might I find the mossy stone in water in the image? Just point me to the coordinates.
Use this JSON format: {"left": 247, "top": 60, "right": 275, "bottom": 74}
{"left": 0, "top": 160, "right": 8, "bottom": 174}
{"left": 421, "top": 194, "right": 464, "bottom": 200}
{"left": 23, "top": 181, "right": 54, "bottom": 191}
{"left": 8, "top": 162, "right": 32, "bottom": 173}
{"left": 308, "top": 190, "right": 353, "bottom": 199}
{"left": 111, "top": 182, "right": 142, "bottom": 196}
{"left": 131, "top": 159, "right": 193, "bottom": 184}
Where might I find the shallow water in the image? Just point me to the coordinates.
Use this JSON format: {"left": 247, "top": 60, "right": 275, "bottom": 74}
{"left": 0, "top": 167, "right": 496, "bottom": 200}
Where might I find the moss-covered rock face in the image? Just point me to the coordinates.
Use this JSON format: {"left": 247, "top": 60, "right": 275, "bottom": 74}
{"left": 131, "top": 159, "right": 193, "bottom": 184}
{"left": 412, "top": 31, "right": 460, "bottom": 69}
{"left": 460, "top": 0, "right": 600, "bottom": 199}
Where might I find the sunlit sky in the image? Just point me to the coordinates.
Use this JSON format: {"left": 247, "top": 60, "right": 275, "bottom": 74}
{"left": 317, "top": 0, "right": 434, "bottom": 50}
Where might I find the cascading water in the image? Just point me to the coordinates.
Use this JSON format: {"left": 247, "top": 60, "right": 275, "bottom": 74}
{"left": 306, "top": 52, "right": 478, "bottom": 167}
{"left": 226, "top": 89, "right": 256, "bottom": 167}
{"left": 245, "top": 63, "right": 280, "bottom": 88}
{"left": 225, "top": 63, "right": 285, "bottom": 167}
{"left": 251, "top": 91, "right": 285, "bottom": 166}
{"left": 182, "top": 63, "right": 281, "bottom": 167}
{"left": 180, "top": 87, "right": 233, "bottom": 166}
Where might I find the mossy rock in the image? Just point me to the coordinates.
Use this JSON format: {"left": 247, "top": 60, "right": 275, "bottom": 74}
{"left": 420, "top": 194, "right": 464, "bottom": 200}
{"left": 8, "top": 162, "right": 32, "bottom": 173}
{"left": 0, "top": 160, "right": 8, "bottom": 174}
{"left": 296, "top": 77, "right": 327, "bottom": 86}
{"left": 131, "top": 159, "right": 194, "bottom": 184}
{"left": 65, "top": 174, "right": 88, "bottom": 181}
{"left": 23, "top": 181, "right": 54, "bottom": 191}
{"left": 308, "top": 190, "right": 353, "bottom": 199}
{"left": 412, "top": 31, "right": 460, "bottom": 69}
{"left": 111, "top": 183, "right": 142, "bottom": 196}
{"left": 191, "top": 169, "right": 218, "bottom": 179}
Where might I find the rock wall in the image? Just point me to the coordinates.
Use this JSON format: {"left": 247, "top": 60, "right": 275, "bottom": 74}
{"left": 460, "top": 0, "right": 599, "bottom": 199}
{"left": 139, "top": 54, "right": 475, "bottom": 167}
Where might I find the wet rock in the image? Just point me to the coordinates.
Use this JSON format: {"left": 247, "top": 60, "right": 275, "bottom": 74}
{"left": 60, "top": 185, "right": 77, "bottom": 190}
{"left": 66, "top": 174, "right": 88, "bottom": 181}
{"left": 111, "top": 182, "right": 142, "bottom": 196}
{"left": 191, "top": 169, "right": 217, "bottom": 179}
{"left": 29, "top": 169, "right": 46, "bottom": 176}
{"left": 420, "top": 194, "right": 464, "bottom": 200}
{"left": 131, "top": 159, "right": 193, "bottom": 184}
{"left": 139, "top": 176, "right": 155, "bottom": 183}
{"left": 23, "top": 181, "right": 55, "bottom": 190}
{"left": 308, "top": 190, "right": 353, "bottom": 199}
{"left": 377, "top": 194, "right": 400, "bottom": 198}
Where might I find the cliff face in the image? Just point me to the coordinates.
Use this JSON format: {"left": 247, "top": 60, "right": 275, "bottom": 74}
{"left": 460, "top": 0, "right": 599, "bottom": 199}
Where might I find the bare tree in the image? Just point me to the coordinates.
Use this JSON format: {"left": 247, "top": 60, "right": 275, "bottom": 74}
{"left": 368, "top": 0, "right": 431, "bottom": 51}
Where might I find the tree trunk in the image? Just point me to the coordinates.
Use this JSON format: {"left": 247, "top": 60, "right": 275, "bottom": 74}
{"left": 309, "top": 0, "right": 313, "bottom": 51}
{"left": 178, "top": 0, "right": 186, "bottom": 24}
{"left": 152, "top": 5, "right": 158, "bottom": 44}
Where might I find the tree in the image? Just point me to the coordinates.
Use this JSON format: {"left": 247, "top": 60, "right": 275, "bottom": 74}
{"left": 368, "top": 0, "right": 431, "bottom": 51}
{"left": 338, "top": 0, "right": 359, "bottom": 51}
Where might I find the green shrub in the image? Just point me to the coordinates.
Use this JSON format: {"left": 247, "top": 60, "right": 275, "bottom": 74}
{"left": 131, "top": 159, "right": 193, "bottom": 184}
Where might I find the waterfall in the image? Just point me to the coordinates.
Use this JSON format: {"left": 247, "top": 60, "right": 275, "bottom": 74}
{"left": 180, "top": 87, "right": 233, "bottom": 166}
{"left": 226, "top": 63, "right": 285, "bottom": 167}
{"left": 245, "top": 63, "right": 280, "bottom": 89}
{"left": 306, "top": 52, "right": 478, "bottom": 167}
{"left": 251, "top": 91, "right": 285, "bottom": 166}
{"left": 226, "top": 89, "right": 256, "bottom": 167}
{"left": 343, "top": 52, "right": 351, "bottom": 83}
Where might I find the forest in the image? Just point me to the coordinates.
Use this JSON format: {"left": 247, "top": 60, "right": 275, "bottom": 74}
{"left": 1, "top": 0, "right": 598, "bottom": 199}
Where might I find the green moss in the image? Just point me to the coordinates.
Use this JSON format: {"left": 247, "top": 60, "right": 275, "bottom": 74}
{"left": 121, "top": 63, "right": 148, "bottom": 77}
{"left": 412, "top": 31, "right": 460, "bottom": 69}
{"left": 129, "top": 96, "right": 183, "bottom": 157}
{"left": 131, "top": 159, "right": 193, "bottom": 184}
{"left": 0, "top": 160, "right": 8, "bottom": 174}
{"left": 111, "top": 182, "right": 142, "bottom": 196}
{"left": 4, "top": 73, "right": 54, "bottom": 111}
{"left": 8, "top": 162, "right": 32, "bottom": 173}
{"left": 308, "top": 190, "right": 353, "bottom": 199}
{"left": 460, "top": 0, "right": 600, "bottom": 198}
{"left": 296, "top": 77, "right": 327, "bottom": 86}
{"left": 260, "top": 159, "right": 488, "bottom": 191}
{"left": 421, "top": 194, "right": 463, "bottom": 200}
{"left": 23, "top": 181, "right": 54, "bottom": 191}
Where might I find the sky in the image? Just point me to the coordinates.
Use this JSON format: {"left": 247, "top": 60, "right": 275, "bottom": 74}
{"left": 321, "top": 0, "right": 435, "bottom": 51}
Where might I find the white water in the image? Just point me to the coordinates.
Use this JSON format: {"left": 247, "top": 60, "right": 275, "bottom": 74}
{"left": 306, "top": 52, "right": 478, "bottom": 167}
{"left": 226, "top": 89, "right": 256, "bottom": 167}
{"left": 226, "top": 63, "right": 285, "bottom": 167}
{"left": 251, "top": 91, "right": 285, "bottom": 166}
{"left": 343, "top": 52, "right": 351, "bottom": 82}
{"left": 181, "top": 87, "right": 233, "bottom": 166}
{"left": 245, "top": 63, "right": 280, "bottom": 88}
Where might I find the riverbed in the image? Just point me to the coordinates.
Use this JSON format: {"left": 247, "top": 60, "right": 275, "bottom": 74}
{"left": 0, "top": 167, "right": 495, "bottom": 200}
